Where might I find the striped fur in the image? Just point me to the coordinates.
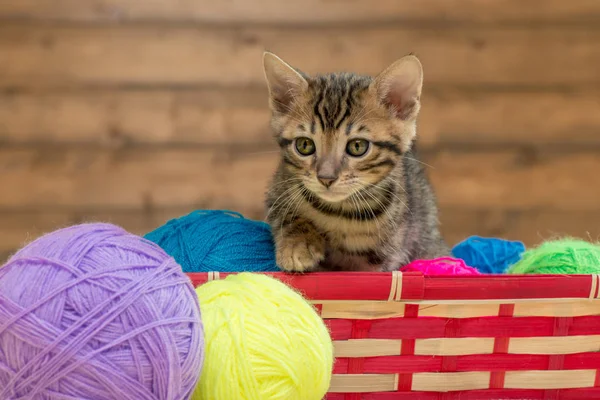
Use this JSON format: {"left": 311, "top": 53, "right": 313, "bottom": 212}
{"left": 263, "top": 52, "right": 450, "bottom": 272}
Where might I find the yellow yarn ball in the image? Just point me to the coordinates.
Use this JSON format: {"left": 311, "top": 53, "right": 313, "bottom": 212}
{"left": 192, "top": 273, "right": 334, "bottom": 400}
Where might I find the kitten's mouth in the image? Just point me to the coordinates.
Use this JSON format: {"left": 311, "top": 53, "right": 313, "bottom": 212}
{"left": 314, "top": 190, "right": 351, "bottom": 203}
{"left": 303, "top": 183, "right": 354, "bottom": 203}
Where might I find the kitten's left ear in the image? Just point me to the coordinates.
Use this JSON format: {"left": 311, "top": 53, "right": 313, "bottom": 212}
{"left": 263, "top": 52, "right": 308, "bottom": 114}
{"left": 373, "top": 55, "right": 423, "bottom": 121}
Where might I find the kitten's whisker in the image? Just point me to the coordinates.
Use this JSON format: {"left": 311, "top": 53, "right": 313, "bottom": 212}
{"left": 367, "top": 191, "right": 398, "bottom": 231}
{"left": 279, "top": 186, "right": 306, "bottom": 234}
{"left": 283, "top": 87, "right": 313, "bottom": 122}
{"left": 270, "top": 177, "right": 304, "bottom": 189}
{"left": 346, "top": 184, "right": 367, "bottom": 218}
{"left": 403, "top": 156, "right": 435, "bottom": 169}
{"left": 271, "top": 98, "right": 307, "bottom": 126}
{"left": 273, "top": 190, "right": 301, "bottom": 238}
{"left": 351, "top": 117, "right": 382, "bottom": 125}
{"left": 354, "top": 187, "right": 376, "bottom": 222}
{"left": 350, "top": 183, "right": 370, "bottom": 223}
{"left": 348, "top": 188, "right": 360, "bottom": 223}
{"left": 352, "top": 184, "right": 385, "bottom": 241}
{"left": 289, "top": 186, "right": 309, "bottom": 227}
{"left": 353, "top": 188, "right": 377, "bottom": 240}
{"left": 360, "top": 188, "right": 388, "bottom": 245}
{"left": 266, "top": 193, "right": 293, "bottom": 219}
{"left": 375, "top": 179, "right": 408, "bottom": 196}
{"left": 365, "top": 180, "right": 409, "bottom": 219}
{"left": 269, "top": 177, "right": 304, "bottom": 189}
{"left": 271, "top": 98, "right": 297, "bottom": 115}
{"left": 352, "top": 105, "right": 377, "bottom": 126}
{"left": 265, "top": 182, "right": 303, "bottom": 221}
{"left": 272, "top": 94, "right": 314, "bottom": 127}
{"left": 376, "top": 185, "right": 413, "bottom": 216}
{"left": 281, "top": 188, "right": 306, "bottom": 233}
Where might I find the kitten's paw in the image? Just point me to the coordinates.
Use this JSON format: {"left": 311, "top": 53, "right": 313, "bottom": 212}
{"left": 276, "top": 234, "right": 325, "bottom": 273}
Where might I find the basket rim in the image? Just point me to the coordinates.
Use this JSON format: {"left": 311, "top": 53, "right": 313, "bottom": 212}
{"left": 186, "top": 271, "right": 600, "bottom": 302}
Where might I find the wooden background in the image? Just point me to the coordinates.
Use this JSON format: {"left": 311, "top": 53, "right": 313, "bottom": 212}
{"left": 1, "top": 1, "right": 600, "bottom": 260}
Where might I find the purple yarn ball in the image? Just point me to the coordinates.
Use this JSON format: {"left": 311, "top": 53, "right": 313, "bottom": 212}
{"left": 0, "top": 223, "right": 204, "bottom": 400}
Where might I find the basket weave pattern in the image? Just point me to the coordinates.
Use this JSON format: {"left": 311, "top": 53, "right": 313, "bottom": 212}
{"left": 188, "top": 271, "right": 600, "bottom": 399}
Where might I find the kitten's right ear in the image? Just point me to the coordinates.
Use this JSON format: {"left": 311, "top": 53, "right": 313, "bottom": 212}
{"left": 263, "top": 52, "right": 308, "bottom": 114}
{"left": 373, "top": 55, "right": 423, "bottom": 121}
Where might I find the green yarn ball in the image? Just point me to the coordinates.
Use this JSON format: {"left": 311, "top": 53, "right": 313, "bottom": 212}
{"left": 508, "top": 238, "right": 600, "bottom": 274}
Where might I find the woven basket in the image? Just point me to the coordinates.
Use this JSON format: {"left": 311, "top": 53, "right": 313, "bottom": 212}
{"left": 188, "top": 271, "right": 600, "bottom": 399}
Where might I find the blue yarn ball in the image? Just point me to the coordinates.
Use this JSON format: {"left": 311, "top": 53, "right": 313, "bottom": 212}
{"left": 452, "top": 235, "right": 526, "bottom": 274}
{"left": 144, "top": 210, "right": 279, "bottom": 273}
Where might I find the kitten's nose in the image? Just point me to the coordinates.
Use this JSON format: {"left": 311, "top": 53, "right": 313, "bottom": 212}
{"left": 318, "top": 175, "right": 337, "bottom": 188}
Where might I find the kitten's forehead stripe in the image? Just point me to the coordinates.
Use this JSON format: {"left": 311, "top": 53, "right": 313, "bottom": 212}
{"left": 356, "top": 159, "right": 395, "bottom": 172}
{"left": 345, "top": 122, "right": 354, "bottom": 136}
{"left": 336, "top": 78, "right": 360, "bottom": 132}
{"left": 373, "top": 141, "right": 402, "bottom": 155}
{"left": 313, "top": 83, "right": 326, "bottom": 132}
{"left": 277, "top": 137, "right": 292, "bottom": 148}
{"left": 334, "top": 86, "right": 350, "bottom": 130}
{"left": 310, "top": 73, "right": 370, "bottom": 134}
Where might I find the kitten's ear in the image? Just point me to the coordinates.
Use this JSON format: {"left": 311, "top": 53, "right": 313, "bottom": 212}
{"left": 263, "top": 52, "right": 308, "bottom": 114}
{"left": 373, "top": 55, "right": 423, "bottom": 121}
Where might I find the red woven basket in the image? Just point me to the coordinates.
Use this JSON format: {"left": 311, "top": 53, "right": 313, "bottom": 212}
{"left": 188, "top": 271, "right": 600, "bottom": 399}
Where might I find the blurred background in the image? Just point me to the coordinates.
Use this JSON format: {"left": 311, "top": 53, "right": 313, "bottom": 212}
{"left": 1, "top": 1, "right": 599, "bottom": 260}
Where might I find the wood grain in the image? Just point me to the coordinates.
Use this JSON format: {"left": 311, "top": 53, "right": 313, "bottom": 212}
{"left": 2, "top": 89, "right": 600, "bottom": 148}
{"left": 0, "top": 89, "right": 271, "bottom": 146}
{"left": 439, "top": 209, "right": 600, "bottom": 248}
{"left": 429, "top": 150, "right": 600, "bottom": 211}
{"left": 0, "top": 148, "right": 598, "bottom": 211}
{"left": 1, "top": 0, "right": 599, "bottom": 24}
{"left": 1, "top": 25, "right": 600, "bottom": 89}
{"left": 0, "top": 147, "right": 277, "bottom": 209}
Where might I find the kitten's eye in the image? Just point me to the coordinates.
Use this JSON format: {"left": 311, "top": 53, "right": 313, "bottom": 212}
{"left": 346, "top": 139, "right": 370, "bottom": 157}
{"left": 295, "top": 137, "right": 316, "bottom": 156}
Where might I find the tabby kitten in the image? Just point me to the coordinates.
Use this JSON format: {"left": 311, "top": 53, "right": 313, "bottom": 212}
{"left": 263, "top": 52, "right": 449, "bottom": 272}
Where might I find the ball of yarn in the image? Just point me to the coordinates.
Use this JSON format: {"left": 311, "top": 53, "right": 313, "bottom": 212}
{"left": 145, "top": 210, "right": 278, "bottom": 273}
{"left": 0, "top": 223, "right": 205, "bottom": 400}
{"left": 401, "top": 257, "right": 481, "bottom": 275}
{"left": 452, "top": 235, "right": 526, "bottom": 274}
{"left": 508, "top": 238, "right": 600, "bottom": 274}
{"left": 192, "top": 273, "right": 333, "bottom": 400}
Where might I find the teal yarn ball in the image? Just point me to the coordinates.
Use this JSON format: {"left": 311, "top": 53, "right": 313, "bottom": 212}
{"left": 452, "top": 235, "right": 525, "bottom": 274}
{"left": 144, "top": 210, "right": 279, "bottom": 273}
{"left": 508, "top": 238, "right": 600, "bottom": 274}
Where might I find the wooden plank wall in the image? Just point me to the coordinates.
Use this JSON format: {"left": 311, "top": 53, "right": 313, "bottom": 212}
{"left": 1, "top": 1, "right": 600, "bottom": 260}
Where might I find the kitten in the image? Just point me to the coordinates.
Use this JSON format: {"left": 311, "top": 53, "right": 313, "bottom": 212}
{"left": 263, "top": 52, "right": 450, "bottom": 272}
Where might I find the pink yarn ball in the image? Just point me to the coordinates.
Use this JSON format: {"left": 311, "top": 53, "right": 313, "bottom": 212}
{"left": 401, "top": 257, "right": 481, "bottom": 275}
